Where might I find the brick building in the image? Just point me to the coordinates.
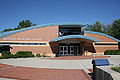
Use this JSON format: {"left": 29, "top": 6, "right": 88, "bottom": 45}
{"left": 0, "top": 22, "right": 119, "bottom": 56}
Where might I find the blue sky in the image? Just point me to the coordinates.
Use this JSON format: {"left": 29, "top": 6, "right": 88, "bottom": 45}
{"left": 0, "top": 0, "right": 120, "bottom": 31}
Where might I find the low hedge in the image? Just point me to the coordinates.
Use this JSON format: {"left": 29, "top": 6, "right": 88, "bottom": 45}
{"left": 0, "top": 56, "right": 3, "bottom": 59}
{"left": 15, "top": 51, "right": 35, "bottom": 58}
{"left": 0, "top": 51, "right": 51, "bottom": 59}
{"left": 104, "top": 50, "right": 120, "bottom": 55}
{"left": 111, "top": 67, "right": 120, "bottom": 73}
{"left": 2, "top": 51, "right": 11, "bottom": 59}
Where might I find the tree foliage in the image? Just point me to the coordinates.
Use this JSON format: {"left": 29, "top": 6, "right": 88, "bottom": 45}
{"left": 86, "top": 21, "right": 103, "bottom": 33}
{"left": 108, "top": 19, "right": 120, "bottom": 40}
{"left": 83, "top": 19, "right": 120, "bottom": 40}
{"left": 18, "top": 20, "right": 32, "bottom": 28}
{"left": 1, "top": 20, "right": 37, "bottom": 32}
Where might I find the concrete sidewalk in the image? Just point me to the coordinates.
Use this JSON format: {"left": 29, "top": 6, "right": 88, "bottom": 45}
{"left": 107, "top": 55, "right": 120, "bottom": 66}
{"left": 0, "top": 56, "right": 119, "bottom": 70}
{"left": 0, "top": 58, "right": 93, "bottom": 69}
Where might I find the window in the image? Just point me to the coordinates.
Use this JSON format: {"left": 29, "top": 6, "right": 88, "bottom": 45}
{"left": 59, "top": 25, "right": 81, "bottom": 36}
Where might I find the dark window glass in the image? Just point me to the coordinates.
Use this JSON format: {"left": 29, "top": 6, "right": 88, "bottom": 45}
{"left": 64, "top": 52, "right": 67, "bottom": 54}
{"left": 60, "top": 47, "right": 63, "bottom": 51}
{"left": 60, "top": 52, "right": 63, "bottom": 54}
{"left": 59, "top": 25, "right": 81, "bottom": 36}
{"left": 64, "top": 47, "right": 67, "bottom": 51}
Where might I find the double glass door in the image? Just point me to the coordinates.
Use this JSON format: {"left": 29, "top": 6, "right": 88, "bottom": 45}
{"left": 59, "top": 45, "right": 80, "bottom": 56}
{"left": 70, "top": 46, "right": 79, "bottom": 55}
{"left": 59, "top": 46, "right": 68, "bottom": 55}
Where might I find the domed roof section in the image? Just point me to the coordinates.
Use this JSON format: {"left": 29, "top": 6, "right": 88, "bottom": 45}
{"left": 0, "top": 22, "right": 86, "bottom": 38}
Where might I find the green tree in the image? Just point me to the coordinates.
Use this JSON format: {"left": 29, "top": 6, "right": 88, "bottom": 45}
{"left": 108, "top": 19, "right": 120, "bottom": 40}
{"left": 2, "top": 28, "right": 12, "bottom": 32}
{"left": 18, "top": 20, "right": 32, "bottom": 28}
{"left": 101, "top": 24, "right": 112, "bottom": 34}
{"left": 87, "top": 21, "right": 103, "bottom": 32}
{"left": 1, "top": 20, "right": 37, "bottom": 32}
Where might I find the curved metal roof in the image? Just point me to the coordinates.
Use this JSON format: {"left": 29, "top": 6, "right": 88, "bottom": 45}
{"left": 84, "top": 31, "right": 120, "bottom": 42}
{"left": 0, "top": 22, "right": 86, "bottom": 38}
{"left": 50, "top": 35, "right": 101, "bottom": 42}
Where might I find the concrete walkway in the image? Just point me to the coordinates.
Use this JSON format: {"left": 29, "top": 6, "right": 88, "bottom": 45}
{"left": 107, "top": 55, "right": 120, "bottom": 66}
{"left": 0, "top": 56, "right": 119, "bottom": 70}
{"left": 0, "top": 58, "right": 93, "bottom": 69}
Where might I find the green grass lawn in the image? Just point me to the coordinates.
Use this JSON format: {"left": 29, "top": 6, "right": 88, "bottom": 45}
{"left": 111, "top": 67, "right": 120, "bottom": 73}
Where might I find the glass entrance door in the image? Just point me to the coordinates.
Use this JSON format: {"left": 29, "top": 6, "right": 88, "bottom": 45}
{"left": 59, "top": 43, "right": 82, "bottom": 56}
{"left": 70, "top": 46, "right": 74, "bottom": 54}
{"left": 59, "top": 46, "right": 68, "bottom": 55}
{"left": 75, "top": 46, "right": 79, "bottom": 55}
{"left": 70, "top": 46, "right": 79, "bottom": 55}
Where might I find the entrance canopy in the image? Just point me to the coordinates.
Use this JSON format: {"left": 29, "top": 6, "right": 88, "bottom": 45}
{"left": 50, "top": 35, "right": 101, "bottom": 42}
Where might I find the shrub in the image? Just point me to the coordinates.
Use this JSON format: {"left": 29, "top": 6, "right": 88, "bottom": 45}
{"left": 2, "top": 51, "right": 11, "bottom": 59}
{"left": 0, "top": 56, "right": 3, "bottom": 59}
{"left": 104, "top": 50, "right": 120, "bottom": 55}
{"left": 10, "top": 54, "right": 16, "bottom": 58}
{"left": 16, "top": 51, "right": 35, "bottom": 58}
{"left": 111, "top": 67, "right": 120, "bottom": 73}
{"left": 12, "top": 54, "right": 18, "bottom": 58}
{"left": 36, "top": 54, "right": 41, "bottom": 57}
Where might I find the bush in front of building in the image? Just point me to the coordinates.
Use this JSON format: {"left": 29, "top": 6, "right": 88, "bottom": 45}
{"left": 2, "top": 51, "right": 11, "bottom": 59}
{"left": 0, "top": 56, "right": 3, "bottom": 59}
{"left": 104, "top": 50, "right": 120, "bottom": 55}
{"left": 36, "top": 54, "right": 42, "bottom": 57}
{"left": 15, "top": 51, "right": 35, "bottom": 58}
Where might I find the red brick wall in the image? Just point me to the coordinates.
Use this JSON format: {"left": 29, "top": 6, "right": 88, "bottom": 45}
{"left": 0, "top": 26, "right": 58, "bottom": 41}
{"left": 94, "top": 46, "right": 118, "bottom": 53}
{"left": 85, "top": 33, "right": 116, "bottom": 42}
{"left": 10, "top": 46, "right": 53, "bottom": 55}
{"left": 84, "top": 33, "right": 119, "bottom": 54}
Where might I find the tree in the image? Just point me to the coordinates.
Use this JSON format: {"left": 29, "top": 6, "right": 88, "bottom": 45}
{"left": 87, "top": 21, "right": 103, "bottom": 33}
{"left": 1, "top": 20, "right": 37, "bottom": 32}
{"left": 1, "top": 28, "right": 12, "bottom": 32}
{"left": 108, "top": 19, "right": 120, "bottom": 40}
{"left": 100, "top": 24, "right": 112, "bottom": 34}
{"left": 18, "top": 20, "right": 32, "bottom": 28}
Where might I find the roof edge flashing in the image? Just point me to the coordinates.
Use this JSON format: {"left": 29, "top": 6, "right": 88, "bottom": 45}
{"left": 50, "top": 35, "right": 101, "bottom": 42}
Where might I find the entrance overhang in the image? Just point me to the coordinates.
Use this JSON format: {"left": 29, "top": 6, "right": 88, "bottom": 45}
{"left": 50, "top": 35, "right": 101, "bottom": 42}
